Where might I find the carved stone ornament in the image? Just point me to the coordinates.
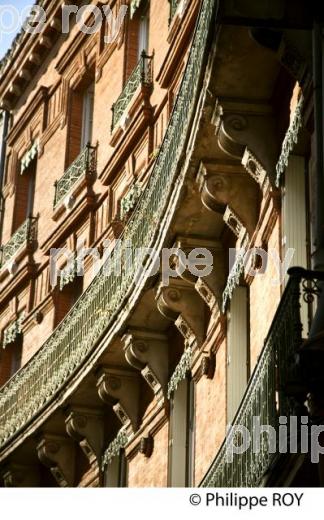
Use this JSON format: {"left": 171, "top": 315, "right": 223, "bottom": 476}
{"left": 101, "top": 428, "right": 129, "bottom": 469}
{"left": 156, "top": 279, "right": 204, "bottom": 346}
{"left": 196, "top": 162, "right": 259, "bottom": 236}
{"left": 37, "top": 434, "right": 75, "bottom": 487}
{"left": 275, "top": 95, "right": 304, "bottom": 187}
{"left": 65, "top": 408, "right": 104, "bottom": 466}
{"left": 97, "top": 368, "right": 140, "bottom": 431}
{"left": 122, "top": 329, "right": 168, "bottom": 397}
{"left": 167, "top": 346, "right": 192, "bottom": 398}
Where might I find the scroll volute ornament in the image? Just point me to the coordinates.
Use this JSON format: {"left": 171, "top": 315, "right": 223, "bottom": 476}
{"left": 197, "top": 162, "right": 259, "bottom": 237}
{"left": 122, "top": 330, "right": 169, "bottom": 397}
{"left": 65, "top": 408, "right": 104, "bottom": 466}
{"left": 173, "top": 236, "right": 226, "bottom": 313}
{"left": 37, "top": 434, "right": 75, "bottom": 487}
{"left": 155, "top": 279, "right": 205, "bottom": 346}
{"left": 97, "top": 368, "right": 140, "bottom": 431}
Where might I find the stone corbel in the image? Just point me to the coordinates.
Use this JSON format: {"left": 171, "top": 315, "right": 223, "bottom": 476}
{"left": 1, "top": 463, "right": 39, "bottom": 487}
{"left": 37, "top": 434, "right": 75, "bottom": 487}
{"left": 122, "top": 329, "right": 169, "bottom": 399}
{"left": 213, "top": 99, "right": 278, "bottom": 181}
{"left": 173, "top": 236, "right": 226, "bottom": 313}
{"left": 65, "top": 408, "right": 104, "bottom": 466}
{"left": 196, "top": 161, "right": 258, "bottom": 237}
{"left": 97, "top": 368, "right": 140, "bottom": 432}
{"left": 155, "top": 279, "right": 204, "bottom": 347}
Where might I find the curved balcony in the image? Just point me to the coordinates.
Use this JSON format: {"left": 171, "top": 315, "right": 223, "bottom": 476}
{"left": 200, "top": 268, "right": 324, "bottom": 488}
{"left": 0, "top": 0, "right": 216, "bottom": 453}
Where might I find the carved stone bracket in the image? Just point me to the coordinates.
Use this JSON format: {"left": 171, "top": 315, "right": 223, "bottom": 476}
{"left": 122, "top": 329, "right": 168, "bottom": 398}
{"left": 65, "top": 408, "right": 104, "bottom": 466}
{"left": 213, "top": 98, "right": 278, "bottom": 182}
{"left": 173, "top": 236, "right": 226, "bottom": 313}
{"left": 155, "top": 279, "right": 204, "bottom": 347}
{"left": 97, "top": 368, "right": 140, "bottom": 432}
{"left": 197, "top": 161, "right": 258, "bottom": 237}
{"left": 1, "top": 463, "right": 39, "bottom": 487}
{"left": 37, "top": 434, "right": 75, "bottom": 487}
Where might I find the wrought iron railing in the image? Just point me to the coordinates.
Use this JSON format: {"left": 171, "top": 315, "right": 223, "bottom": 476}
{"left": 200, "top": 268, "right": 324, "bottom": 488}
{"left": 0, "top": 217, "right": 37, "bottom": 268}
{"left": 170, "top": 0, "right": 181, "bottom": 21}
{"left": 0, "top": 0, "right": 215, "bottom": 449}
{"left": 53, "top": 144, "right": 97, "bottom": 208}
{"left": 111, "top": 52, "right": 153, "bottom": 131}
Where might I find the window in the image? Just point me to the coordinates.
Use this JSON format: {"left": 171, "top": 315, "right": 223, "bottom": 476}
{"left": 227, "top": 286, "right": 249, "bottom": 424}
{"left": 66, "top": 81, "right": 95, "bottom": 168}
{"left": 0, "top": 314, "right": 24, "bottom": 385}
{"left": 53, "top": 275, "right": 83, "bottom": 328}
{"left": 168, "top": 377, "right": 195, "bottom": 487}
{"left": 104, "top": 450, "right": 127, "bottom": 487}
{"left": 125, "top": 1, "right": 150, "bottom": 81}
{"left": 81, "top": 84, "right": 95, "bottom": 150}
{"left": 12, "top": 153, "right": 37, "bottom": 233}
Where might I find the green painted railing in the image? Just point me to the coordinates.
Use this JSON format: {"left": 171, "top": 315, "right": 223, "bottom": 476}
{"left": 0, "top": 0, "right": 215, "bottom": 449}
{"left": 170, "top": 0, "right": 181, "bottom": 21}
{"left": 111, "top": 52, "right": 153, "bottom": 131}
{"left": 201, "top": 268, "right": 323, "bottom": 488}
{"left": 54, "top": 144, "right": 97, "bottom": 208}
{"left": 0, "top": 217, "right": 37, "bottom": 268}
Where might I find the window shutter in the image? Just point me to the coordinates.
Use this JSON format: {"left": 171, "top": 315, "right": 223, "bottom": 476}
{"left": 169, "top": 378, "right": 189, "bottom": 487}
{"left": 227, "top": 286, "right": 249, "bottom": 424}
{"left": 283, "top": 155, "right": 308, "bottom": 333}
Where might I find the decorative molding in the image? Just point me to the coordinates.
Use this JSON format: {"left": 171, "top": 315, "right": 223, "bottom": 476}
{"left": 59, "top": 256, "right": 80, "bottom": 291}
{"left": 242, "top": 148, "right": 269, "bottom": 193}
{"left": 20, "top": 141, "right": 38, "bottom": 174}
{"left": 2, "top": 313, "right": 25, "bottom": 349}
{"left": 120, "top": 182, "right": 142, "bottom": 220}
{"left": 101, "top": 428, "right": 129, "bottom": 469}
{"left": 139, "top": 434, "right": 154, "bottom": 458}
{"left": 222, "top": 234, "right": 249, "bottom": 312}
{"left": 167, "top": 346, "right": 192, "bottom": 398}
{"left": 223, "top": 206, "right": 244, "bottom": 238}
{"left": 275, "top": 95, "right": 304, "bottom": 187}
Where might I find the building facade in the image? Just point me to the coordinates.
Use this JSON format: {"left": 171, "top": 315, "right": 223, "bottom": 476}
{"left": 0, "top": 0, "right": 323, "bottom": 487}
